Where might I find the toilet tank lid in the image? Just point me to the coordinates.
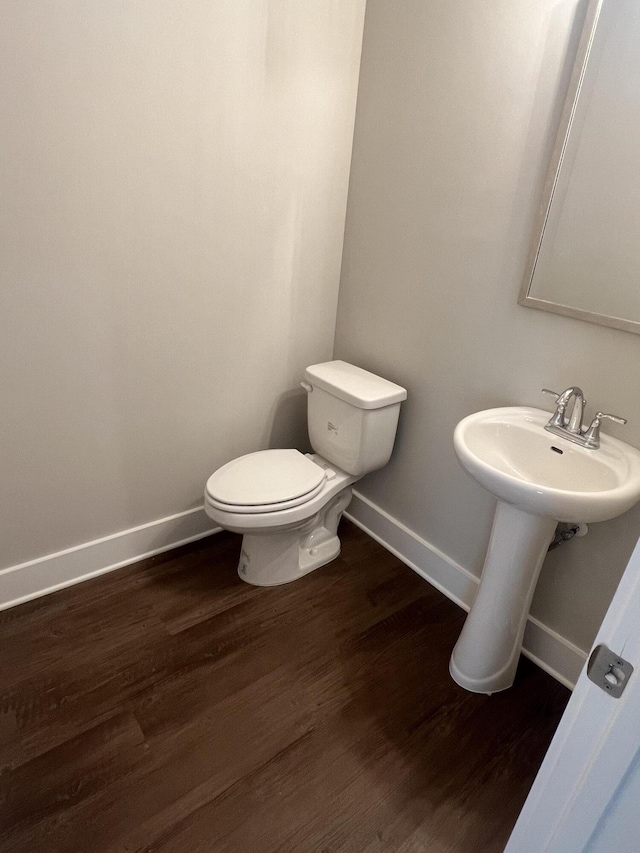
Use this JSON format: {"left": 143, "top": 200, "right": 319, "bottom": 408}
{"left": 304, "top": 361, "right": 407, "bottom": 410}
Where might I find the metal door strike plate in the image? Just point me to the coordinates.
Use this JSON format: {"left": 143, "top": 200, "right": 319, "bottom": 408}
{"left": 587, "top": 644, "right": 634, "bottom": 698}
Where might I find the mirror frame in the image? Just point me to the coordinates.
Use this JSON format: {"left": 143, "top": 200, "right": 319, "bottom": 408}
{"left": 519, "top": 0, "right": 640, "bottom": 336}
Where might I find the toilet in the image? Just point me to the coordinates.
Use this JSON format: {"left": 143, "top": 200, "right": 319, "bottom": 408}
{"left": 204, "top": 360, "right": 407, "bottom": 586}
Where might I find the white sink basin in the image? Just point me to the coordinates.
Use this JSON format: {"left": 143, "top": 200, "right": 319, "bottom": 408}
{"left": 454, "top": 407, "right": 640, "bottom": 523}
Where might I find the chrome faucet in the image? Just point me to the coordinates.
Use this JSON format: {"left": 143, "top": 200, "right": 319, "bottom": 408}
{"left": 541, "top": 387, "right": 627, "bottom": 449}
{"left": 542, "top": 387, "right": 586, "bottom": 435}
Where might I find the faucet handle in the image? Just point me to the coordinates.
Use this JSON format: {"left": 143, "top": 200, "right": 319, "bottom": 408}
{"left": 583, "top": 411, "right": 627, "bottom": 448}
{"left": 541, "top": 389, "right": 566, "bottom": 428}
{"left": 541, "top": 388, "right": 560, "bottom": 401}
{"left": 596, "top": 412, "right": 627, "bottom": 426}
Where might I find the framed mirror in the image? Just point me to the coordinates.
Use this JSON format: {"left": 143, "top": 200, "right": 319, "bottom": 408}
{"left": 519, "top": 0, "right": 640, "bottom": 335}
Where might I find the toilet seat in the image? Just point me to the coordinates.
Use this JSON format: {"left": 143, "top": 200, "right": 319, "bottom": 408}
{"left": 205, "top": 449, "right": 327, "bottom": 514}
{"left": 205, "top": 452, "right": 357, "bottom": 533}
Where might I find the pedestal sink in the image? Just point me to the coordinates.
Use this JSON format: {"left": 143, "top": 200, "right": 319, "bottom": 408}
{"left": 450, "top": 406, "right": 640, "bottom": 694}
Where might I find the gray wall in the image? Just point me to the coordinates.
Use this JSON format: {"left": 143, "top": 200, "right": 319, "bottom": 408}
{"left": 0, "top": 1, "right": 365, "bottom": 570}
{"left": 334, "top": 0, "right": 640, "bottom": 652}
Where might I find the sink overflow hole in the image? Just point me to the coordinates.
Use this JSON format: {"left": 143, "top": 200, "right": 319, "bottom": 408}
{"left": 550, "top": 446, "right": 564, "bottom": 455}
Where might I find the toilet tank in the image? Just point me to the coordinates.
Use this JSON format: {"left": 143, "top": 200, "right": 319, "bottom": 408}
{"left": 303, "top": 361, "right": 407, "bottom": 477}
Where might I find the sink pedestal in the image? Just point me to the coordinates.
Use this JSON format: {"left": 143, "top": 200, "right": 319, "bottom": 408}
{"left": 449, "top": 501, "right": 557, "bottom": 694}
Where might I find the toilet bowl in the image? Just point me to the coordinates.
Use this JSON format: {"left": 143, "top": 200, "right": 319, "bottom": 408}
{"left": 205, "top": 451, "right": 357, "bottom": 585}
{"left": 204, "top": 361, "right": 407, "bottom": 586}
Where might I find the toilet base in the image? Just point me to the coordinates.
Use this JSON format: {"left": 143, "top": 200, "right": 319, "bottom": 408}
{"left": 237, "top": 489, "right": 352, "bottom": 586}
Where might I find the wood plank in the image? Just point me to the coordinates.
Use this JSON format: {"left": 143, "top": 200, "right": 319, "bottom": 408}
{"left": 0, "top": 712, "right": 146, "bottom": 837}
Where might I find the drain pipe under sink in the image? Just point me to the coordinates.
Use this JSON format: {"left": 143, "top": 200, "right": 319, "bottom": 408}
{"left": 548, "top": 522, "right": 589, "bottom": 551}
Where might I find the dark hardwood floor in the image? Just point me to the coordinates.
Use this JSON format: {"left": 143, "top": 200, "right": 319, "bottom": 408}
{"left": 0, "top": 521, "right": 569, "bottom": 852}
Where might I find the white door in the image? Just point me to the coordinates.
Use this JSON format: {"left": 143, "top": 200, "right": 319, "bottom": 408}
{"left": 504, "top": 535, "right": 640, "bottom": 853}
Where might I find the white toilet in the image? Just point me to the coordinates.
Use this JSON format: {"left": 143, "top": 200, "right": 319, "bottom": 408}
{"left": 204, "top": 360, "right": 407, "bottom": 586}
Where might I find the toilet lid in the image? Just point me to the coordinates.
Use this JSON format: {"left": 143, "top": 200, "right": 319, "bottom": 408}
{"left": 205, "top": 449, "right": 327, "bottom": 513}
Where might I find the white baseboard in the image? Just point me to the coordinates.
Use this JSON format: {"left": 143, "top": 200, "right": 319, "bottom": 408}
{"left": 345, "top": 490, "right": 587, "bottom": 690}
{"left": 0, "top": 507, "right": 220, "bottom": 612}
